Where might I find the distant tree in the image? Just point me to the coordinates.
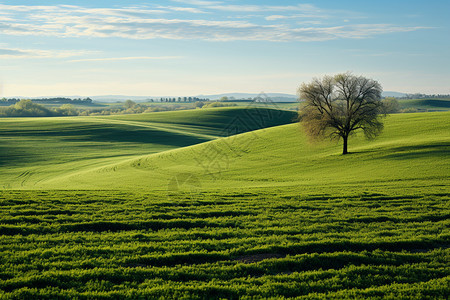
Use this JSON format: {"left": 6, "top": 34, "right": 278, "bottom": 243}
{"left": 219, "top": 96, "right": 229, "bottom": 101}
{"left": 3, "top": 99, "right": 54, "bottom": 117}
{"left": 55, "top": 104, "right": 78, "bottom": 116}
{"left": 202, "top": 102, "right": 237, "bottom": 108}
{"left": 124, "top": 100, "right": 136, "bottom": 108}
{"left": 381, "top": 97, "right": 400, "bottom": 114}
{"left": 298, "top": 72, "right": 384, "bottom": 155}
{"left": 194, "top": 101, "right": 205, "bottom": 108}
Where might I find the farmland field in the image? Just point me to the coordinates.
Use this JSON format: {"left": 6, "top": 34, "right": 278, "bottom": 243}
{"left": 0, "top": 108, "right": 449, "bottom": 299}
{"left": 0, "top": 189, "right": 448, "bottom": 299}
{"left": 0, "top": 107, "right": 297, "bottom": 190}
{"left": 398, "top": 98, "right": 450, "bottom": 112}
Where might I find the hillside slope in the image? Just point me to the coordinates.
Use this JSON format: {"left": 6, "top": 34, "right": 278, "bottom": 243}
{"left": 0, "top": 111, "right": 448, "bottom": 299}
{"left": 38, "top": 112, "right": 449, "bottom": 193}
{"left": 399, "top": 99, "right": 450, "bottom": 111}
{"left": 0, "top": 107, "right": 296, "bottom": 189}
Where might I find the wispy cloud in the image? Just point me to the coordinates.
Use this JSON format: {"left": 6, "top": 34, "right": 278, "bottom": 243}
{"left": 69, "top": 56, "right": 183, "bottom": 63}
{"left": 265, "top": 14, "right": 326, "bottom": 21}
{"left": 206, "top": 4, "right": 319, "bottom": 13}
{"left": 171, "top": 1, "right": 319, "bottom": 13}
{"left": 0, "top": 4, "right": 430, "bottom": 42}
{"left": 171, "top": 0, "right": 221, "bottom": 5}
{"left": 157, "top": 6, "right": 207, "bottom": 14}
{"left": 0, "top": 47, "right": 91, "bottom": 59}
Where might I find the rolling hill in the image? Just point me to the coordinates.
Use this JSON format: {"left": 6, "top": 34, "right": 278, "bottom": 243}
{"left": 398, "top": 98, "right": 450, "bottom": 111}
{"left": 0, "top": 108, "right": 448, "bottom": 299}
{"left": 14, "top": 111, "right": 447, "bottom": 194}
{"left": 0, "top": 107, "right": 297, "bottom": 189}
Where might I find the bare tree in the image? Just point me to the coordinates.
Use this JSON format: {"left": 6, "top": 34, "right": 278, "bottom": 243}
{"left": 298, "top": 72, "right": 384, "bottom": 155}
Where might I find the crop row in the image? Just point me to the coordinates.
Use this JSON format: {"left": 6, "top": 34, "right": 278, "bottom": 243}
{"left": 0, "top": 190, "right": 448, "bottom": 299}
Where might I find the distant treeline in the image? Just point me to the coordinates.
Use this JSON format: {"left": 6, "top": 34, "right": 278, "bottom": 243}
{"left": 0, "top": 100, "right": 77, "bottom": 117}
{"left": 1, "top": 97, "right": 93, "bottom": 105}
{"left": 156, "top": 97, "right": 210, "bottom": 102}
{"left": 222, "top": 99, "right": 295, "bottom": 103}
{"left": 400, "top": 94, "right": 450, "bottom": 99}
{"left": 0, "top": 99, "right": 236, "bottom": 117}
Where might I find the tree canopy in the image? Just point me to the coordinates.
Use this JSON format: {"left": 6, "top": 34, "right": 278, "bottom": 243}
{"left": 298, "top": 72, "right": 384, "bottom": 154}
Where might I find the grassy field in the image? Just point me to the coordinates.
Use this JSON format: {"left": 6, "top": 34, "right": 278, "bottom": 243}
{"left": 0, "top": 108, "right": 449, "bottom": 299}
{"left": 398, "top": 98, "right": 450, "bottom": 111}
{"left": 223, "top": 98, "right": 450, "bottom": 112}
{"left": 0, "top": 189, "right": 448, "bottom": 299}
{"left": 220, "top": 101, "right": 299, "bottom": 111}
{"left": 0, "top": 107, "right": 297, "bottom": 189}
{"left": 29, "top": 111, "right": 449, "bottom": 193}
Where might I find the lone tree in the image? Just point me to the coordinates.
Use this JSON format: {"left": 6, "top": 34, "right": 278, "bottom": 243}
{"left": 298, "top": 72, "right": 384, "bottom": 155}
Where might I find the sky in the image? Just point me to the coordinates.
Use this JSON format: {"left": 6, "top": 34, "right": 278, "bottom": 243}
{"left": 0, "top": 0, "right": 449, "bottom": 97}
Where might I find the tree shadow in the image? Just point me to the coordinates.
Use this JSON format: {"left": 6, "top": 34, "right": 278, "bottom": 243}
{"left": 380, "top": 144, "right": 449, "bottom": 160}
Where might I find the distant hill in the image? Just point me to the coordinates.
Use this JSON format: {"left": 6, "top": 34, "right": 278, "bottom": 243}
{"left": 197, "top": 93, "right": 297, "bottom": 102}
{"left": 382, "top": 91, "right": 407, "bottom": 98}
{"left": 398, "top": 98, "right": 450, "bottom": 111}
{"left": 1, "top": 95, "right": 147, "bottom": 102}
{"left": 90, "top": 95, "right": 153, "bottom": 102}
{"left": 200, "top": 92, "right": 412, "bottom": 101}
{"left": 88, "top": 93, "right": 299, "bottom": 103}
{"left": 6, "top": 91, "right": 408, "bottom": 103}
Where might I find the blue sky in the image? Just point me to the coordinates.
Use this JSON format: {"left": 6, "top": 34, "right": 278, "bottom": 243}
{"left": 0, "top": 0, "right": 449, "bottom": 97}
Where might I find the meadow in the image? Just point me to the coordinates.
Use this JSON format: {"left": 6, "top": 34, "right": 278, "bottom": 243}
{"left": 0, "top": 188, "right": 448, "bottom": 299}
{"left": 397, "top": 98, "right": 450, "bottom": 112}
{"left": 0, "top": 107, "right": 297, "bottom": 190}
{"left": 0, "top": 106, "right": 449, "bottom": 299}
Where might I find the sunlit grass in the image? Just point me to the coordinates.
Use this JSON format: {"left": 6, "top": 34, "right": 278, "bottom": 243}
{"left": 0, "top": 109, "right": 448, "bottom": 299}
{"left": 35, "top": 111, "right": 449, "bottom": 193}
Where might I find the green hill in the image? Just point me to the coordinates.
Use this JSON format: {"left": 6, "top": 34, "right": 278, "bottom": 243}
{"left": 0, "top": 109, "right": 448, "bottom": 299}
{"left": 399, "top": 98, "right": 450, "bottom": 111}
{"left": 32, "top": 111, "right": 449, "bottom": 195}
{"left": 0, "top": 107, "right": 297, "bottom": 189}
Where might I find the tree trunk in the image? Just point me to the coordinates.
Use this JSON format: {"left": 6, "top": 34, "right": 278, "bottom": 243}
{"left": 342, "top": 135, "right": 348, "bottom": 155}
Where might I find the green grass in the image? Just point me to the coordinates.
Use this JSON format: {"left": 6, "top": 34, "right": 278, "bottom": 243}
{"left": 223, "top": 98, "right": 450, "bottom": 112}
{"left": 220, "top": 101, "right": 300, "bottom": 111}
{"left": 0, "top": 189, "right": 448, "bottom": 299}
{"left": 0, "top": 107, "right": 297, "bottom": 189}
{"left": 398, "top": 98, "right": 450, "bottom": 111}
{"left": 0, "top": 108, "right": 448, "bottom": 299}
{"left": 33, "top": 111, "right": 449, "bottom": 194}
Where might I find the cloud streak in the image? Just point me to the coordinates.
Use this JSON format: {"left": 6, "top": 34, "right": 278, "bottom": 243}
{"left": 69, "top": 56, "right": 183, "bottom": 63}
{"left": 206, "top": 4, "right": 319, "bottom": 13}
{"left": 0, "top": 47, "right": 92, "bottom": 59}
{"left": 0, "top": 4, "right": 430, "bottom": 42}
